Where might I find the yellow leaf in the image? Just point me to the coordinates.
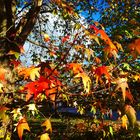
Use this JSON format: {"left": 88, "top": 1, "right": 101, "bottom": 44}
{"left": 11, "top": 108, "right": 22, "bottom": 120}
{"left": 40, "top": 133, "right": 50, "bottom": 140}
{"left": 42, "top": 119, "right": 52, "bottom": 133}
{"left": 44, "top": 34, "right": 50, "bottom": 42}
{"left": 30, "top": 67, "right": 40, "bottom": 81}
{"left": 85, "top": 48, "right": 94, "bottom": 61}
{"left": 124, "top": 105, "right": 136, "bottom": 128}
{"left": 0, "top": 83, "right": 3, "bottom": 93}
{"left": 121, "top": 115, "right": 128, "bottom": 129}
{"left": 17, "top": 117, "right": 30, "bottom": 140}
{"left": 75, "top": 72, "right": 91, "bottom": 93}
{"left": 114, "top": 41, "right": 124, "bottom": 51}
{"left": 18, "top": 66, "right": 40, "bottom": 81}
{"left": 89, "top": 34, "right": 100, "bottom": 45}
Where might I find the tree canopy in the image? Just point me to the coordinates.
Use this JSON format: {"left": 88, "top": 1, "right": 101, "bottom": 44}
{"left": 0, "top": 0, "right": 140, "bottom": 139}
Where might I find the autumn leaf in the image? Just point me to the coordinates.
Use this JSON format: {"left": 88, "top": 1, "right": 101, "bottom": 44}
{"left": 42, "top": 119, "right": 52, "bottom": 133}
{"left": 114, "top": 41, "right": 123, "bottom": 52}
{"left": 94, "top": 66, "right": 110, "bottom": 84}
{"left": 0, "top": 83, "right": 3, "bottom": 93}
{"left": 24, "top": 76, "right": 61, "bottom": 100}
{"left": 61, "top": 35, "right": 70, "bottom": 43}
{"left": 18, "top": 66, "right": 40, "bottom": 81}
{"left": 84, "top": 29, "right": 100, "bottom": 45}
{"left": 104, "top": 46, "right": 118, "bottom": 60}
{"left": 11, "top": 108, "right": 22, "bottom": 120}
{"left": 125, "top": 90, "right": 134, "bottom": 102}
{"left": 75, "top": 72, "right": 91, "bottom": 93}
{"left": 93, "top": 28, "right": 118, "bottom": 59}
{"left": 85, "top": 48, "right": 94, "bottom": 61}
{"left": 10, "top": 60, "right": 21, "bottom": 68}
{"left": 17, "top": 117, "right": 30, "bottom": 140}
{"left": 121, "top": 115, "right": 128, "bottom": 129}
{"left": 24, "top": 77, "right": 50, "bottom": 100}
{"left": 0, "top": 67, "right": 7, "bottom": 82}
{"left": 40, "top": 133, "right": 50, "bottom": 140}
{"left": 67, "top": 63, "right": 83, "bottom": 74}
{"left": 0, "top": 106, "right": 9, "bottom": 125}
{"left": 94, "top": 57, "right": 101, "bottom": 64}
{"left": 128, "top": 38, "right": 140, "bottom": 58}
{"left": 124, "top": 105, "right": 136, "bottom": 128}
{"left": 74, "top": 45, "right": 84, "bottom": 51}
{"left": 27, "top": 104, "right": 38, "bottom": 116}
{"left": 44, "top": 34, "right": 50, "bottom": 42}
{"left": 7, "top": 50, "right": 20, "bottom": 59}
{"left": 115, "top": 78, "right": 129, "bottom": 101}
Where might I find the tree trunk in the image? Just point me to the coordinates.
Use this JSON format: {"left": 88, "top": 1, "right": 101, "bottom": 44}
{"left": 0, "top": 0, "right": 43, "bottom": 139}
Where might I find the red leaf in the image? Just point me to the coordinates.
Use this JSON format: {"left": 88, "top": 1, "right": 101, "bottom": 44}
{"left": 90, "top": 25, "right": 99, "bottom": 33}
{"left": 94, "top": 66, "right": 110, "bottom": 84}
{"left": 10, "top": 60, "right": 21, "bottom": 68}
{"left": 61, "top": 35, "right": 70, "bottom": 43}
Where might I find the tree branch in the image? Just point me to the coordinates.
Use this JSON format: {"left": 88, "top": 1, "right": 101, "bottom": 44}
{"left": 16, "top": 0, "right": 43, "bottom": 46}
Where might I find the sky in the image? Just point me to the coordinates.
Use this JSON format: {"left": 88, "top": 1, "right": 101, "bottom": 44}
{"left": 20, "top": 0, "right": 108, "bottom": 65}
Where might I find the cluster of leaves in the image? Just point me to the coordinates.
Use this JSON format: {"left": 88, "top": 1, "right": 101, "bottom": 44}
{"left": 0, "top": 0, "right": 140, "bottom": 139}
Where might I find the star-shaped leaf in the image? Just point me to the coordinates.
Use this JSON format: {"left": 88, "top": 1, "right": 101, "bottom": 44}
{"left": 41, "top": 119, "right": 52, "bottom": 133}
{"left": 75, "top": 72, "right": 91, "bottom": 93}
{"left": 17, "top": 117, "right": 30, "bottom": 140}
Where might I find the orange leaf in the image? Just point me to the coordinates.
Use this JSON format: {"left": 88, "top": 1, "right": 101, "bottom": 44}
{"left": 128, "top": 38, "right": 140, "bottom": 58}
{"left": 115, "top": 78, "right": 129, "bottom": 101}
{"left": 18, "top": 66, "right": 40, "bottom": 81}
{"left": 17, "top": 117, "right": 30, "bottom": 140}
{"left": 42, "top": 119, "right": 52, "bottom": 133}
{"left": 67, "top": 63, "right": 83, "bottom": 74}
{"left": 94, "top": 57, "right": 101, "bottom": 64}
{"left": 0, "top": 67, "right": 7, "bottom": 82}
{"left": 104, "top": 46, "right": 118, "bottom": 59}
{"left": 74, "top": 45, "right": 84, "bottom": 51}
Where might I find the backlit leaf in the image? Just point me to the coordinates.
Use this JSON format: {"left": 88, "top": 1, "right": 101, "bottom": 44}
{"left": 94, "top": 66, "right": 110, "bottom": 84}
{"left": 85, "top": 48, "right": 94, "bottom": 61}
{"left": 124, "top": 105, "right": 136, "bottom": 128}
{"left": 115, "top": 78, "right": 129, "bottom": 101}
{"left": 75, "top": 72, "right": 91, "bottom": 93}
{"left": 67, "top": 63, "right": 83, "bottom": 74}
{"left": 40, "top": 133, "right": 50, "bottom": 140}
{"left": 121, "top": 115, "right": 128, "bottom": 129}
{"left": 42, "top": 119, "right": 52, "bottom": 133}
{"left": 61, "top": 35, "right": 70, "bottom": 43}
{"left": 44, "top": 34, "right": 50, "bottom": 42}
{"left": 27, "top": 104, "right": 38, "bottom": 116}
{"left": 128, "top": 38, "right": 140, "bottom": 58}
{"left": 19, "top": 66, "right": 40, "bottom": 81}
{"left": 17, "top": 117, "right": 30, "bottom": 140}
